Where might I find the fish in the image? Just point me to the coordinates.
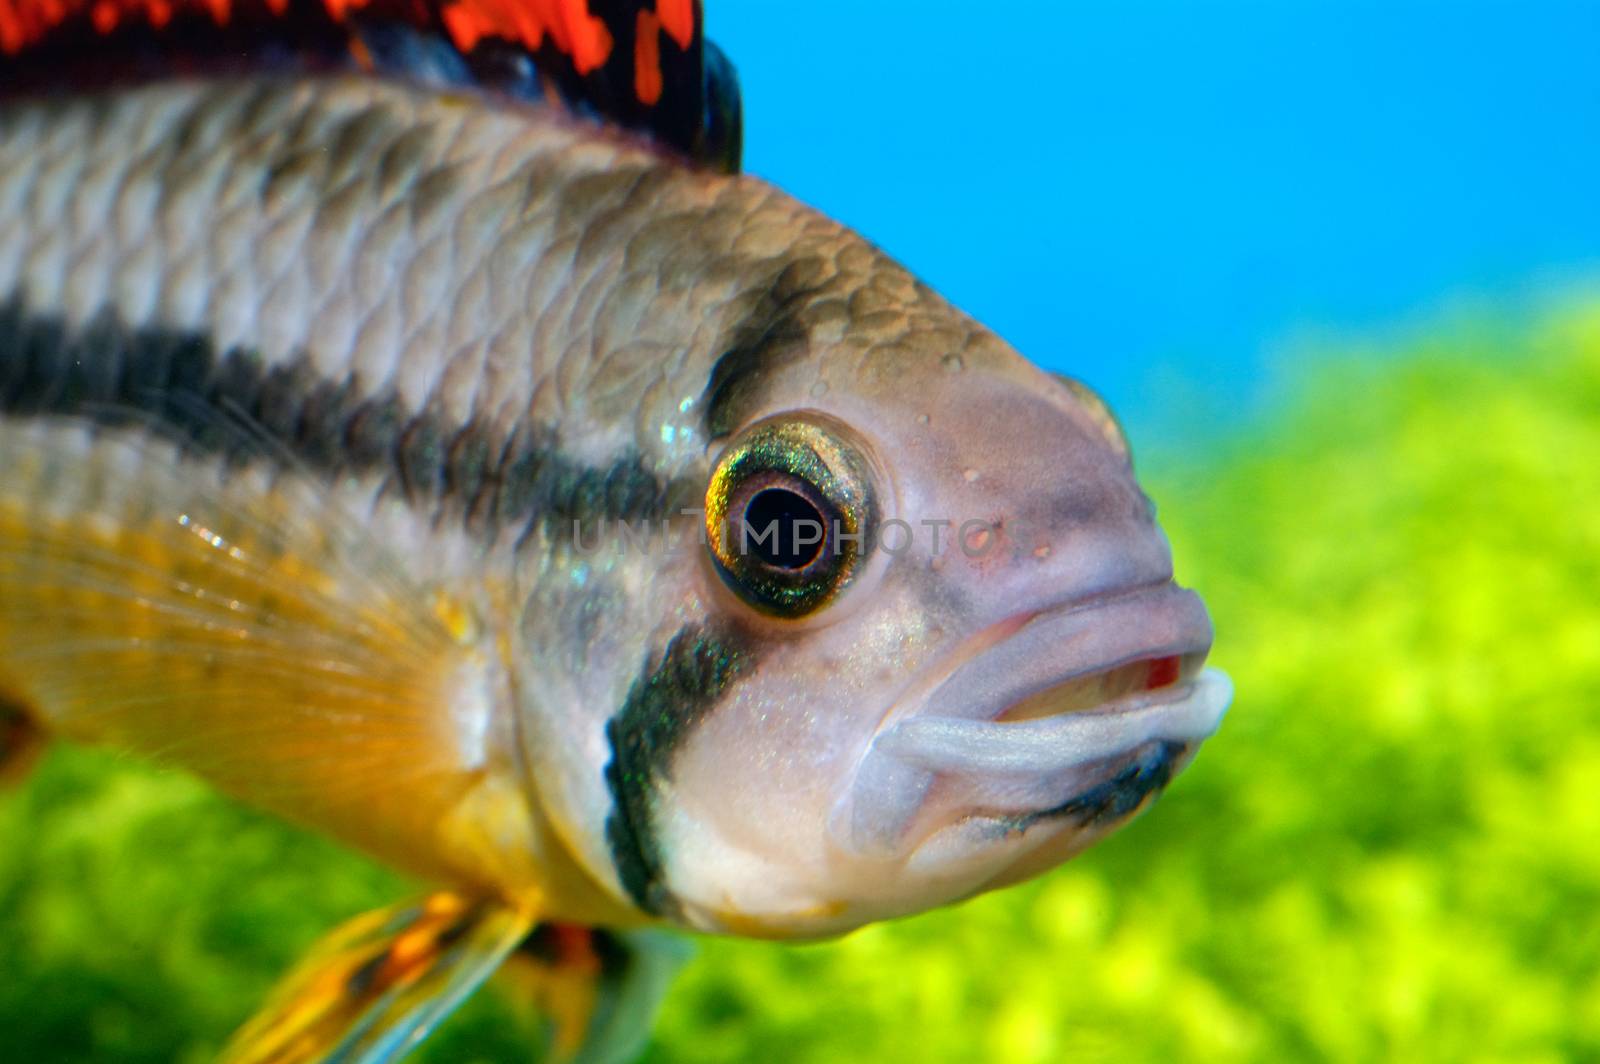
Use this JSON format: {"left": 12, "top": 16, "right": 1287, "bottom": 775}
{"left": 0, "top": 0, "right": 1232, "bottom": 1059}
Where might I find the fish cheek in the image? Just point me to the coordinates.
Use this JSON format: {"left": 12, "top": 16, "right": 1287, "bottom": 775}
{"left": 671, "top": 588, "right": 944, "bottom": 833}
{"left": 600, "top": 624, "right": 754, "bottom": 919}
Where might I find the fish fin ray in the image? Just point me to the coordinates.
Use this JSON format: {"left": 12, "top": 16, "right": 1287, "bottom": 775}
{"left": 0, "top": 421, "right": 495, "bottom": 874}
{"left": 221, "top": 892, "right": 538, "bottom": 1064}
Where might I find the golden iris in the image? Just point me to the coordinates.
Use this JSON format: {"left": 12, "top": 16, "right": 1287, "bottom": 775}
{"left": 704, "top": 415, "right": 876, "bottom": 618}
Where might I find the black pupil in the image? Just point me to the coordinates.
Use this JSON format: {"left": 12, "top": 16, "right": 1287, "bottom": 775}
{"left": 742, "top": 487, "right": 827, "bottom": 570}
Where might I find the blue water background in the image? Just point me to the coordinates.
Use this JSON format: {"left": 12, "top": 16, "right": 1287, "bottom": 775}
{"left": 713, "top": 2, "right": 1600, "bottom": 441}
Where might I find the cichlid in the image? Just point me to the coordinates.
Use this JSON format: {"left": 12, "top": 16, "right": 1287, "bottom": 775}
{"left": 0, "top": 0, "right": 1232, "bottom": 1059}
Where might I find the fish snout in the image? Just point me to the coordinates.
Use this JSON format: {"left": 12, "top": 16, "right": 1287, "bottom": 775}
{"left": 829, "top": 583, "right": 1227, "bottom": 868}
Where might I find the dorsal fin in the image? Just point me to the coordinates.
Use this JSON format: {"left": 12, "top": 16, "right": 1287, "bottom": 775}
{"left": 0, "top": 0, "right": 742, "bottom": 170}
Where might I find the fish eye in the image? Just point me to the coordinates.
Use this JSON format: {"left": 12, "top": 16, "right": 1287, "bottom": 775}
{"left": 743, "top": 486, "right": 826, "bottom": 569}
{"left": 704, "top": 415, "right": 877, "bottom": 618}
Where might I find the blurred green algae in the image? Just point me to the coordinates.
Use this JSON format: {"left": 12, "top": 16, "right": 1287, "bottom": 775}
{"left": 2, "top": 304, "right": 1598, "bottom": 1063}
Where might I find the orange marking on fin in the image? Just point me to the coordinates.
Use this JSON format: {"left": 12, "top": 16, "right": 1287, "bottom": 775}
{"left": 444, "top": 0, "right": 628, "bottom": 67}
{"left": 347, "top": 30, "right": 374, "bottom": 70}
{"left": 551, "top": 923, "right": 602, "bottom": 975}
{"left": 0, "top": 0, "right": 197, "bottom": 48}
{"left": 221, "top": 893, "right": 536, "bottom": 1064}
{"left": 441, "top": 1, "right": 488, "bottom": 52}
{"left": 0, "top": 11, "right": 22, "bottom": 53}
{"left": 499, "top": 923, "right": 606, "bottom": 1057}
{"left": 633, "top": 7, "right": 661, "bottom": 105}
{"left": 424, "top": 893, "right": 466, "bottom": 917}
{"left": 656, "top": 0, "right": 692, "bottom": 50}
{"left": 378, "top": 924, "right": 443, "bottom": 987}
{"left": 509, "top": 3, "right": 546, "bottom": 53}
{"left": 0, "top": 0, "right": 43, "bottom": 51}
{"left": 555, "top": 0, "right": 609, "bottom": 74}
{"left": 0, "top": 0, "right": 631, "bottom": 84}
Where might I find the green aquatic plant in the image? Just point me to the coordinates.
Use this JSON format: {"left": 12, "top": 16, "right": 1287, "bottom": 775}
{"left": 2, "top": 305, "right": 1597, "bottom": 1062}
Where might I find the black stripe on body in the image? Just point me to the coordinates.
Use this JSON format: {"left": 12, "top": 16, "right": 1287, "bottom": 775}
{"left": 603, "top": 624, "right": 751, "bottom": 916}
{"left": 701, "top": 257, "right": 831, "bottom": 439}
{"left": 0, "top": 296, "right": 695, "bottom": 538}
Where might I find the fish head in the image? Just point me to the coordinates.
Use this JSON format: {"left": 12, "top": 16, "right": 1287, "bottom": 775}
{"left": 606, "top": 270, "right": 1231, "bottom": 938}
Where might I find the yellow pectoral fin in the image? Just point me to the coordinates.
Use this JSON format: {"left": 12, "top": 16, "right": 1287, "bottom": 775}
{"left": 0, "top": 423, "right": 514, "bottom": 883}
{"left": 221, "top": 892, "right": 538, "bottom": 1064}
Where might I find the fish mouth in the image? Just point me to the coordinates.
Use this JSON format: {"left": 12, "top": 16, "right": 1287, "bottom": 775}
{"left": 830, "top": 583, "right": 1231, "bottom": 861}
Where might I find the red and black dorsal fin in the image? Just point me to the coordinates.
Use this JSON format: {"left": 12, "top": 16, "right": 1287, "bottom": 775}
{"left": 0, "top": 0, "right": 741, "bottom": 170}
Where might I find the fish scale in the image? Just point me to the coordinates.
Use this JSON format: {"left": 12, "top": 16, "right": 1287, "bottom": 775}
{"left": 0, "top": 3, "right": 1228, "bottom": 1060}
{"left": 0, "top": 66, "right": 960, "bottom": 915}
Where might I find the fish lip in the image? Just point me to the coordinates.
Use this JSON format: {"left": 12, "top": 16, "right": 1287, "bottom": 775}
{"left": 831, "top": 582, "right": 1227, "bottom": 856}
{"left": 875, "top": 668, "right": 1231, "bottom": 776}
{"left": 921, "top": 580, "right": 1214, "bottom": 728}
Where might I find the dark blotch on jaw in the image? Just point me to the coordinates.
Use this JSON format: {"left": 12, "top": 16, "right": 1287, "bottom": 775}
{"left": 1002, "top": 740, "right": 1184, "bottom": 836}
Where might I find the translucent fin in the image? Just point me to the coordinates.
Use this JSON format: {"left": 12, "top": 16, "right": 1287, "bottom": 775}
{"left": 573, "top": 930, "right": 691, "bottom": 1064}
{"left": 221, "top": 892, "right": 538, "bottom": 1064}
{"left": 500, "top": 924, "right": 691, "bottom": 1064}
{"left": 0, "top": 421, "right": 517, "bottom": 884}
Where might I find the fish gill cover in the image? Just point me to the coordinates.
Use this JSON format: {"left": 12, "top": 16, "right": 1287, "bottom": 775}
{"left": 1, "top": 300, "right": 1595, "bottom": 1062}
